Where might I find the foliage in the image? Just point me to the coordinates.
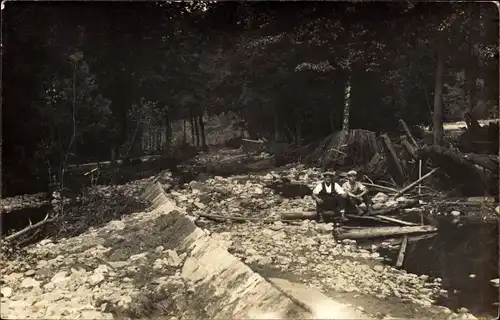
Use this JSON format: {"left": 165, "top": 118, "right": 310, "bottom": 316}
{"left": 36, "top": 53, "right": 111, "bottom": 184}
{"left": 2, "top": 1, "right": 498, "bottom": 195}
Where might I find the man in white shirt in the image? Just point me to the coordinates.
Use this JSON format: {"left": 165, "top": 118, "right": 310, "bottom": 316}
{"left": 312, "top": 171, "right": 347, "bottom": 223}
{"left": 342, "top": 170, "right": 371, "bottom": 214}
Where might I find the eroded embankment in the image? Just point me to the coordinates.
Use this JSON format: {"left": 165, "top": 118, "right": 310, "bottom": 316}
{"left": 1, "top": 181, "right": 370, "bottom": 319}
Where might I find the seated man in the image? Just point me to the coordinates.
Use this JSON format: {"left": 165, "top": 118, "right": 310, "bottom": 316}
{"left": 342, "top": 170, "right": 371, "bottom": 214}
{"left": 312, "top": 171, "right": 347, "bottom": 223}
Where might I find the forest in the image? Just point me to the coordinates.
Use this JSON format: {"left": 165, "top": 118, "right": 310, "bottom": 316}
{"left": 2, "top": 1, "right": 499, "bottom": 197}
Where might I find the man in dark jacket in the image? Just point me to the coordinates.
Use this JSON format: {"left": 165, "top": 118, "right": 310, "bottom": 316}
{"left": 312, "top": 171, "right": 347, "bottom": 223}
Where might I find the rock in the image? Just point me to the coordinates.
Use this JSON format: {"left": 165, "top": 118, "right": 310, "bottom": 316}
{"left": 88, "top": 273, "right": 105, "bottom": 286}
{"left": 24, "top": 269, "right": 35, "bottom": 277}
{"left": 129, "top": 252, "right": 148, "bottom": 261}
{"left": 1, "top": 286, "right": 12, "bottom": 298}
{"left": 81, "top": 310, "right": 114, "bottom": 319}
{"left": 315, "top": 223, "right": 334, "bottom": 233}
{"left": 194, "top": 201, "right": 206, "bottom": 209}
{"left": 51, "top": 271, "right": 69, "bottom": 284}
{"left": 108, "top": 260, "right": 129, "bottom": 269}
{"left": 107, "top": 220, "right": 126, "bottom": 230}
{"left": 20, "top": 277, "right": 40, "bottom": 288}
{"left": 372, "top": 192, "right": 389, "bottom": 203}
{"left": 451, "top": 210, "right": 461, "bottom": 217}
{"left": 269, "top": 221, "right": 284, "bottom": 231}
{"left": 39, "top": 239, "right": 53, "bottom": 246}
{"left": 457, "top": 307, "right": 470, "bottom": 314}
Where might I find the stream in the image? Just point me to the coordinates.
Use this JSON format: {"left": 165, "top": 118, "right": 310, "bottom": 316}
{"left": 2, "top": 193, "right": 498, "bottom": 317}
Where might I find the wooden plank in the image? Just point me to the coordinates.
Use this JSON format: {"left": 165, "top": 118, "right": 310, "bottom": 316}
{"left": 395, "top": 236, "right": 409, "bottom": 268}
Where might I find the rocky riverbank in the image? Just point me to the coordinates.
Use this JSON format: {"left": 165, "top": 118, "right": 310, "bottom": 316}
{"left": 0, "top": 166, "right": 492, "bottom": 319}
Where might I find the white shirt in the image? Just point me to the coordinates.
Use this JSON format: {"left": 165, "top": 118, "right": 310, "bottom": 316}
{"left": 342, "top": 181, "right": 367, "bottom": 194}
{"left": 312, "top": 182, "right": 345, "bottom": 196}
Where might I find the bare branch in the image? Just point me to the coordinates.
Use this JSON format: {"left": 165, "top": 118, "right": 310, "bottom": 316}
{"left": 5, "top": 213, "right": 54, "bottom": 242}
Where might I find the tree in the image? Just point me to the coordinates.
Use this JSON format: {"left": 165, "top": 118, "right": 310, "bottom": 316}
{"left": 37, "top": 53, "right": 111, "bottom": 188}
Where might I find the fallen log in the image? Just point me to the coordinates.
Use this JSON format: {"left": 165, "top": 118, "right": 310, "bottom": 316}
{"left": 462, "top": 153, "right": 499, "bottom": 173}
{"left": 380, "top": 232, "right": 437, "bottom": 246}
{"left": 380, "top": 134, "right": 406, "bottom": 186}
{"left": 5, "top": 213, "right": 54, "bottom": 242}
{"left": 361, "top": 183, "right": 397, "bottom": 193}
{"left": 279, "top": 211, "right": 417, "bottom": 227}
{"left": 280, "top": 210, "right": 317, "bottom": 220}
{"left": 398, "top": 119, "right": 419, "bottom": 147}
{"left": 198, "top": 213, "right": 280, "bottom": 223}
{"left": 400, "top": 136, "right": 418, "bottom": 160}
{"left": 336, "top": 225, "right": 438, "bottom": 240}
{"left": 395, "top": 236, "right": 409, "bottom": 268}
{"left": 374, "top": 215, "right": 419, "bottom": 226}
{"left": 416, "top": 144, "right": 495, "bottom": 196}
{"left": 371, "top": 199, "right": 420, "bottom": 215}
{"left": 394, "top": 167, "right": 439, "bottom": 197}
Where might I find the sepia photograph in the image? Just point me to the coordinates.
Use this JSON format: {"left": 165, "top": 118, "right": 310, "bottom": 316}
{"left": 1, "top": 1, "right": 499, "bottom": 319}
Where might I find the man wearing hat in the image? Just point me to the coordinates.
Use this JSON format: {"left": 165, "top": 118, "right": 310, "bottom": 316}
{"left": 312, "top": 171, "right": 347, "bottom": 223}
{"left": 342, "top": 170, "right": 371, "bottom": 214}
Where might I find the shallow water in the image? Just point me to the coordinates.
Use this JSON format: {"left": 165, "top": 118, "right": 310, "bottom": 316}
{"left": 392, "top": 217, "right": 498, "bottom": 316}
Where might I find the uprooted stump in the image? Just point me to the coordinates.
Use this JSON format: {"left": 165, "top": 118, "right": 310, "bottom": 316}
{"left": 303, "top": 129, "right": 379, "bottom": 168}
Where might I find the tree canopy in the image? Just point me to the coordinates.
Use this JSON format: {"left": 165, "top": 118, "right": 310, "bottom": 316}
{"left": 2, "top": 1, "right": 498, "bottom": 195}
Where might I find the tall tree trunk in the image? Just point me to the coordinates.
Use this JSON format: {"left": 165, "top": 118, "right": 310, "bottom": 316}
{"left": 465, "top": 7, "right": 480, "bottom": 114}
{"left": 163, "top": 108, "right": 172, "bottom": 150}
{"left": 329, "top": 109, "right": 336, "bottom": 133}
{"left": 198, "top": 114, "right": 207, "bottom": 150}
{"left": 433, "top": 30, "right": 446, "bottom": 146}
{"left": 342, "top": 71, "right": 352, "bottom": 131}
{"left": 193, "top": 117, "right": 200, "bottom": 147}
{"left": 189, "top": 115, "right": 195, "bottom": 146}
{"left": 294, "top": 107, "right": 302, "bottom": 146}
{"left": 183, "top": 119, "right": 187, "bottom": 144}
{"left": 273, "top": 104, "right": 280, "bottom": 141}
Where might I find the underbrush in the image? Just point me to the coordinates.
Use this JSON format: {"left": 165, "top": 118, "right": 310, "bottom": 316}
{"left": 1, "top": 183, "right": 150, "bottom": 263}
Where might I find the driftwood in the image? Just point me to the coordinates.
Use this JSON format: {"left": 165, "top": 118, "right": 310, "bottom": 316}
{"left": 380, "top": 134, "right": 406, "bottom": 186}
{"left": 374, "top": 215, "right": 419, "bottom": 226}
{"left": 395, "top": 236, "right": 409, "bottom": 268}
{"left": 279, "top": 211, "right": 416, "bottom": 227}
{"left": 336, "top": 225, "right": 437, "bottom": 240}
{"left": 280, "top": 210, "right": 317, "bottom": 220}
{"left": 371, "top": 199, "right": 420, "bottom": 215}
{"left": 417, "top": 144, "right": 495, "bottom": 196}
{"left": 361, "top": 182, "right": 397, "bottom": 193}
{"left": 400, "top": 137, "right": 417, "bottom": 160}
{"left": 462, "top": 153, "right": 499, "bottom": 173}
{"left": 398, "top": 119, "right": 419, "bottom": 147}
{"left": 5, "top": 213, "right": 54, "bottom": 242}
{"left": 379, "top": 232, "right": 437, "bottom": 246}
{"left": 394, "top": 167, "right": 439, "bottom": 197}
{"left": 198, "top": 213, "right": 280, "bottom": 223}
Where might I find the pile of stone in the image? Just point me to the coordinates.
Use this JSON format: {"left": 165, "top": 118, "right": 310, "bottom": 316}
{"left": 204, "top": 221, "right": 480, "bottom": 320}
{"left": 1, "top": 193, "right": 50, "bottom": 213}
{"left": 1, "top": 207, "right": 193, "bottom": 320}
{"left": 191, "top": 149, "right": 273, "bottom": 167}
{"left": 166, "top": 165, "right": 412, "bottom": 221}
